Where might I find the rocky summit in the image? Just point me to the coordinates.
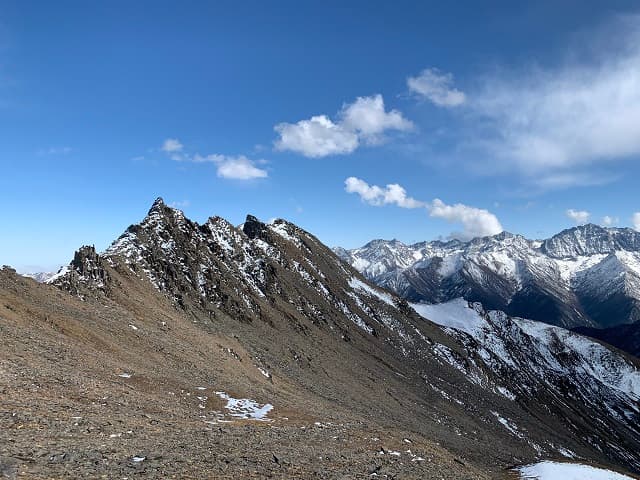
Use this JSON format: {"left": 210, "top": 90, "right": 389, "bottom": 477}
{"left": 2, "top": 199, "right": 640, "bottom": 479}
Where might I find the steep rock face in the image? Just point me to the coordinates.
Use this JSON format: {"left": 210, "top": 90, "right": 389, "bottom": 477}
{"left": 42, "top": 200, "right": 640, "bottom": 474}
{"left": 339, "top": 225, "right": 640, "bottom": 330}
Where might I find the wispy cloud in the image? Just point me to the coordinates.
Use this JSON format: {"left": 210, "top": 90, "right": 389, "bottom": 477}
{"left": 407, "top": 68, "right": 466, "bottom": 107}
{"left": 274, "top": 94, "right": 413, "bottom": 158}
{"left": 169, "top": 200, "right": 190, "bottom": 209}
{"left": 633, "top": 212, "right": 640, "bottom": 231}
{"left": 566, "top": 209, "right": 590, "bottom": 225}
{"left": 530, "top": 171, "right": 618, "bottom": 191}
{"left": 161, "top": 138, "right": 183, "bottom": 153}
{"left": 462, "top": 16, "right": 640, "bottom": 187}
{"left": 38, "top": 146, "right": 72, "bottom": 155}
{"left": 345, "top": 177, "right": 502, "bottom": 240}
{"left": 602, "top": 215, "right": 619, "bottom": 226}
{"left": 161, "top": 139, "right": 268, "bottom": 180}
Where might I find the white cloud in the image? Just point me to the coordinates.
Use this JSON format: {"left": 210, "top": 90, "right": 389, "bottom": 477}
{"left": 407, "top": 68, "right": 466, "bottom": 107}
{"left": 339, "top": 95, "right": 413, "bottom": 142}
{"left": 161, "top": 141, "right": 267, "bottom": 180}
{"left": 344, "top": 177, "right": 424, "bottom": 208}
{"left": 274, "top": 95, "right": 412, "bottom": 158}
{"left": 632, "top": 212, "right": 640, "bottom": 231}
{"left": 428, "top": 198, "right": 503, "bottom": 240}
{"left": 602, "top": 215, "right": 619, "bottom": 226}
{"left": 274, "top": 115, "right": 359, "bottom": 158}
{"left": 215, "top": 155, "right": 268, "bottom": 180}
{"left": 566, "top": 209, "right": 591, "bottom": 225}
{"left": 38, "top": 146, "right": 72, "bottom": 155}
{"left": 161, "top": 138, "right": 183, "bottom": 153}
{"left": 466, "top": 17, "right": 640, "bottom": 182}
{"left": 344, "top": 177, "right": 502, "bottom": 240}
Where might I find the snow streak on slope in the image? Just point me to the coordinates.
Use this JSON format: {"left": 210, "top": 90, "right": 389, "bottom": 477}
{"left": 348, "top": 277, "right": 396, "bottom": 307}
{"left": 412, "top": 298, "right": 640, "bottom": 469}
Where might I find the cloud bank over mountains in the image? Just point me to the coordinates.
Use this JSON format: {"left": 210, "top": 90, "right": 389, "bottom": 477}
{"left": 345, "top": 177, "right": 503, "bottom": 240}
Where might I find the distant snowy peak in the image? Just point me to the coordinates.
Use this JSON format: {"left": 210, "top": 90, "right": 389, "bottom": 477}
{"left": 340, "top": 225, "right": 640, "bottom": 330}
{"left": 21, "top": 271, "right": 58, "bottom": 283}
{"left": 542, "top": 224, "right": 640, "bottom": 259}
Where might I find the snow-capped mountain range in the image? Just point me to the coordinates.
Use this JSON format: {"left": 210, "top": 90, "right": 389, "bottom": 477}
{"left": 335, "top": 224, "right": 640, "bottom": 329}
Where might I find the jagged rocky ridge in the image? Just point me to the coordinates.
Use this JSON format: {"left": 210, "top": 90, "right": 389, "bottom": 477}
{"left": 336, "top": 225, "right": 640, "bottom": 330}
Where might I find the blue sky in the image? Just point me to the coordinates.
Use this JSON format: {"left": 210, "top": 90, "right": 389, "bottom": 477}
{"left": 2, "top": 1, "right": 640, "bottom": 272}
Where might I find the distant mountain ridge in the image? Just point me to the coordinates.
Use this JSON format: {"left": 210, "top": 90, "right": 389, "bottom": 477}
{"left": 336, "top": 224, "right": 640, "bottom": 329}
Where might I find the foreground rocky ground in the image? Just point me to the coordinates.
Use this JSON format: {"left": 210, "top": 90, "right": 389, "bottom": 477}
{"left": 0, "top": 268, "right": 491, "bottom": 479}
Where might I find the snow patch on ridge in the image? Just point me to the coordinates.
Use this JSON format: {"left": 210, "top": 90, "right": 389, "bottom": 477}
{"left": 516, "top": 318, "right": 640, "bottom": 399}
{"left": 45, "top": 266, "right": 70, "bottom": 284}
{"left": 411, "top": 298, "right": 484, "bottom": 336}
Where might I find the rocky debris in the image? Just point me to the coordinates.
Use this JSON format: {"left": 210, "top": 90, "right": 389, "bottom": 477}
{"left": 0, "top": 457, "right": 18, "bottom": 479}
